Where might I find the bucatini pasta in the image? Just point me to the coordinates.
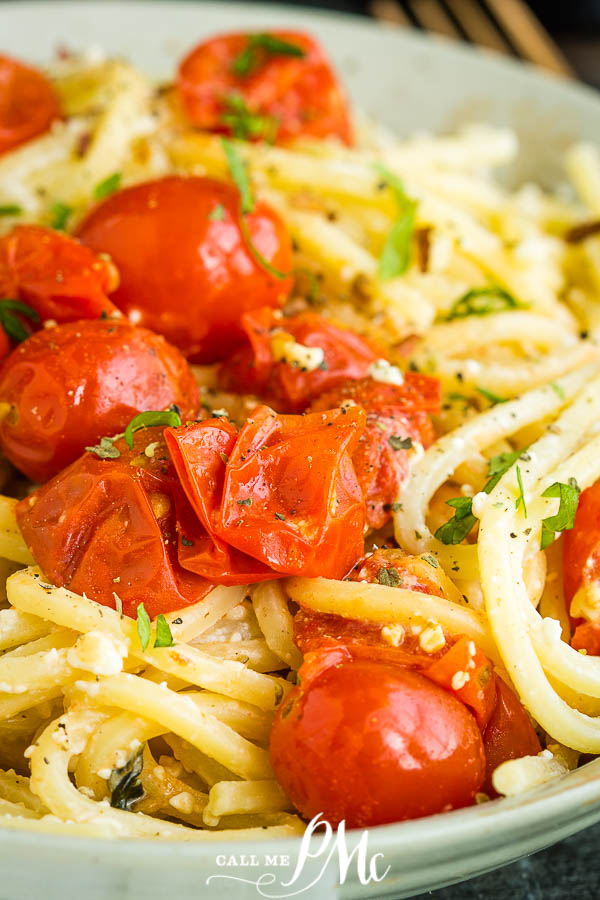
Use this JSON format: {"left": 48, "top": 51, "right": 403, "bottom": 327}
{"left": 0, "top": 28, "right": 600, "bottom": 836}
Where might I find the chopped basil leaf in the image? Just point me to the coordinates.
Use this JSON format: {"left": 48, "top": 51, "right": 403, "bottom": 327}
{"left": 445, "top": 286, "right": 526, "bottom": 321}
{"left": 208, "top": 203, "right": 226, "bottom": 222}
{"left": 434, "top": 497, "right": 478, "bottom": 545}
{"left": 94, "top": 172, "right": 122, "bottom": 200}
{"left": 124, "top": 409, "right": 182, "bottom": 450}
{"left": 136, "top": 602, "right": 152, "bottom": 651}
{"left": 49, "top": 202, "right": 72, "bottom": 230}
{"left": 486, "top": 448, "right": 527, "bottom": 493}
{"left": 376, "top": 566, "right": 401, "bottom": 587}
{"left": 221, "top": 138, "right": 254, "bottom": 214}
{"left": 219, "top": 451, "right": 229, "bottom": 464}
{"left": 181, "top": 536, "right": 194, "bottom": 547}
{"left": 476, "top": 385, "right": 507, "bottom": 406}
{"left": 109, "top": 744, "right": 144, "bottom": 811}
{"left": 275, "top": 511, "right": 286, "bottom": 521}
{"left": 422, "top": 554, "right": 439, "bottom": 568}
{"left": 0, "top": 298, "right": 39, "bottom": 343}
{"left": 85, "top": 436, "right": 121, "bottom": 459}
{"left": 154, "top": 614, "right": 175, "bottom": 648}
{"left": 390, "top": 501, "right": 403, "bottom": 512}
{"left": 375, "top": 164, "right": 417, "bottom": 281}
{"left": 389, "top": 435, "right": 413, "bottom": 451}
{"left": 540, "top": 478, "right": 580, "bottom": 550}
{"left": 220, "top": 93, "right": 277, "bottom": 142}
{"left": 515, "top": 466, "right": 527, "bottom": 518}
{"left": 550, "top": 382, "right": 565, "bottom": 400}
{"left": 0, "top": 204, "right": 22, "bottom": 216}
{"left": 238, "top": 213, "right": 288, "bottom": 279}
{"left": 232, "top": 33, "right": 306, "bottom": 78}
{"left": 237, "top": 497, "right": 252, "bottom": 506}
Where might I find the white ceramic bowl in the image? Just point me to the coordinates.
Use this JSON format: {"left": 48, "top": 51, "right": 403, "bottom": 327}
{"left": 2, "top": 3, "right": 600, "bottom": 898}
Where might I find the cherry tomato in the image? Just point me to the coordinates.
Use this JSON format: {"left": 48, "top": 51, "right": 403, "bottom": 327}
{"left": 0, "top": 55, "right": 60, "bottom": 155}
{"left": 311, "top": 376, "right": 440, "bottom": 529}
{"left": 76, "top": 176, "right": 293, "bottom": 363}
{"left": 218, "top": 307, "right": 381, "bottom": 412}
{"left": 270, "top": 650, "right": 486, "bottom": 826}
{"left": 16, "top": 426, "right": 214, "bottom": 619}
{"left": 0, "top": 319, "right": 198, "bottom": 482}
{"left": 482, "top": 678, "right": 541, "bottom": 796}
{"left": 0, "top": 226, "right": 119, "bottom": 341}
{"left": 347, "top": 547, "right": 447, "bottom": 597}
{"left": 425, "top": 636, "right": 496, "bottom": 730}
{"left": 571, "top": 621, "right": 600, "bottom": 655}
{"left": 177, "top": 31, "right": 352, "bottom": 145}
{"left": 165, "top": 403, "right": 367, "bottom": 580}
{"left": 563, "top": 483, "right": 600, "bottom": 605}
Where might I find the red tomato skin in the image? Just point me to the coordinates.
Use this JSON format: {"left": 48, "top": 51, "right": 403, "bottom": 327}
{"left": 571, "top": 622, "right": 600, "bottom": 655}
{"left": 16, "top": 427, "right": 214, "bottom": 619}
{"left": 270, "top": 655, "right": 486, "bottom": 827}
{"left": 0, "top": 319, "right": 198, "bottom": 482}
{"left": 177, "top": 31, "right": 352, "bottom": 145}
{"left": 0, "top": 226, "right": 119, "bottom": 328}
{"left": 425, "top": 636, "right": 496, "bottom": 731}
{"left": 218, "top": 307, "right": 381, "bottom": 412}
{"left": 76, "top": 177, "right": 293, "bottom": 363}
{"left": 563, "top": 483, "right": 600, "bottom": 605}
{"left": 348, "top": 547, "right": 446, "bottom": 597}
{"left": 482, "top": 678, "right": 541, "bottom": 796}
{"left": 311, "top": 376, "right": 440, "bottom": 530}
{"left": 0, "top": 55, "right": 61, "bottom": 155}
{"left": 166, "top": 404, "right": 367, "bottom": 580}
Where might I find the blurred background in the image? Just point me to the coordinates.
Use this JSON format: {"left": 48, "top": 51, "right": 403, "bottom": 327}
{"left": 231, "top": 0, "right": 600, "bottom": 87}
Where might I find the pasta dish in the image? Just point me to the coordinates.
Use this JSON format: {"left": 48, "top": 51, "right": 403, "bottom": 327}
{"left": 0, "top": 29, "right": 599, "bottom": 839}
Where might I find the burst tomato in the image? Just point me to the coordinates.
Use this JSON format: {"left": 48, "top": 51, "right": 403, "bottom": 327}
{"left": 311, "top": 375, "right": 440, "bottom": 529}
{"left": 177, "top": 31, "right": 352, "bottom": 145}
{"left": 0, "top": 226, "right": 119, "bottom": 341}
{"left": 165, "top": 403, "right": 367, "bottom": 580}
{"left": 218, "top": 307, "right": 381, "bottom": 412}
{"left": 562, "top": 483, "right": 600, "bottom": 653}
{"left": 76, "top": 176, "right": 293, "bottom": 363}
{"left": 482, "top": 678, "right": 541, "bottom": 796}
{"left": 0, "top": 319, "right": 198, "bottom": 482}
{"left": 16, "top": 426, "right": 213, "bottom": 619}
{"left": 0, "top": 54, "right": 60, "bottom": 155}
{"left": 270, "top": 649, "right": 486, "bottom": 826}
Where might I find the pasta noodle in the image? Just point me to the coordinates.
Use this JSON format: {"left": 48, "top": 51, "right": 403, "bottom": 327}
{"left": 1, "top": 40, "right": 600, "bottom": 836}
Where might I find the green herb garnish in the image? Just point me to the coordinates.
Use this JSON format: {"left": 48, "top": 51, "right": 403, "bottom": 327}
{"left": 113, "top": 592, "right": 123, "bottom": 616}
{"left": 221, "top": 138, "right": 253, "bottom": 213}
{"left": 49, "top": 202, "right": 72, "bottom": 231}
{"left": 238, "top": 213, "right": 288, "bottom": 279}
{"left": 540, "top": 478, "right": 580, "bottom": 550}
{"left": 515, "top": 466, "right": 527, "bottom": 518}
{"left": 375, "top": 164, "right": 417, "bottom": 281}
{"left": 550, "top": 382, "right": 566, "bottom": 401}
{"left": 181, "top": 536, "right": 194, "bottom": 547}
{"left": 85, "top": 436, "right": 121, "bottom": 459}
{"left": 389, "top": 435, "right": 413, "bottom": 451}
{"left": 208, "top": 203, "right": 226, "bottom": 222}
{"left": 154, "top": 614, "right": 175, "bottom": 648}
{"left": 237, "top": 497, "right": 252, "bottom": 506}
{"left": 109, "top": 745, "right": 144, "bottom": 811}
{"left": 476, "top": 385, "right": 507, "bottom": 406}
{"left": 0, "top": 205, "right": 22, "bottom": 216}
{"left": 232, "top": 33, "right": 306, "bottom": 78}
{"left": 435, "top": 447, "right": 527, "bottom": 545}
{"left": 422, "top": 554, "right": 439, "bottom": 568}
{"left": 275, "top": 512, "right": 286, "bottom": 521}
{"left": 136, "top": 602, "right": 152, "bottom": 651}
{"left": 376, "top": 566, "right": 401, "bottom": 587}
{"left": 221, "top": 93, "right": 277, "bottom": 142}
{"left": 94, "top": 172, "right": 122, "bottom": 200}
{"left": 124, "top": 409, "right": 182, "bottom": 450}
{"left": 445, "top": 286, "right": 526, "bottom": 321}
{"left": 0, "top": 298, "right": 39, "bottom": 343}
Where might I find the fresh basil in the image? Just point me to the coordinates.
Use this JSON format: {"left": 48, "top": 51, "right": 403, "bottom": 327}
{"left": 124, "top": 409, "right": 182, "bottom": 451}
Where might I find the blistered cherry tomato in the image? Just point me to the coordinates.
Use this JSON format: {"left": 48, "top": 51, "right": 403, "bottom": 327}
{"left": 16, "top": 426, "right": 213, "bottom": 619}
{"left": 0, "top": 319, "right": 198, "bottom": 482}
{"left": 0, "top": 226, "right": 119, "bottom": 336}
{"left": 0, "top": 55, "right": 60, "bottom": 155}
{"left": 563, "top": 483, "right": 600, "bottom": 605}
{"left": 311, "top": 375, "right": 440, "bottom": 529}
{"left": 166, "top": 403, "right": 366, "bottom": 580}
{"left": 218, "top": 307, "right": 381, "bottom": 411}
{"left": 177, "top": 31, "right": 352, "bottom": 145}
{"left": 270, "top": 650, "right": 486, "bottom": 826}
{"left": 77, "top": 176, "right": 293, "bottom": 362}
{"left": 482, "top": 678, "right": 541, "bottom": 796}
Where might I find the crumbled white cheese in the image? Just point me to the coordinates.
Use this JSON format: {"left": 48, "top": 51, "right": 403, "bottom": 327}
{"left": 471, "top": 492, "right": 488, "bottom": 519}
{"left": 451, "top": 670, "right": 470, "bottom": 690}
{"left": 270, "top": 332, "right": 325, "bottom": 372}
{"left": 169, "top": 791, "right": 195, "bottom": 814}
{"left": 68, "top": 631, "right": 126, "bottom": 677}
{"left": 97, "top": 768, "right": 112, "bottom": 781}
{"left": 367, "top": 359, "right": 404, "bottom": 386}
{"left": 419, "top": 623, "right": 446, "bottom": 653}
{"left": 381, "top": 624, "right": 405, "bottom": 647}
